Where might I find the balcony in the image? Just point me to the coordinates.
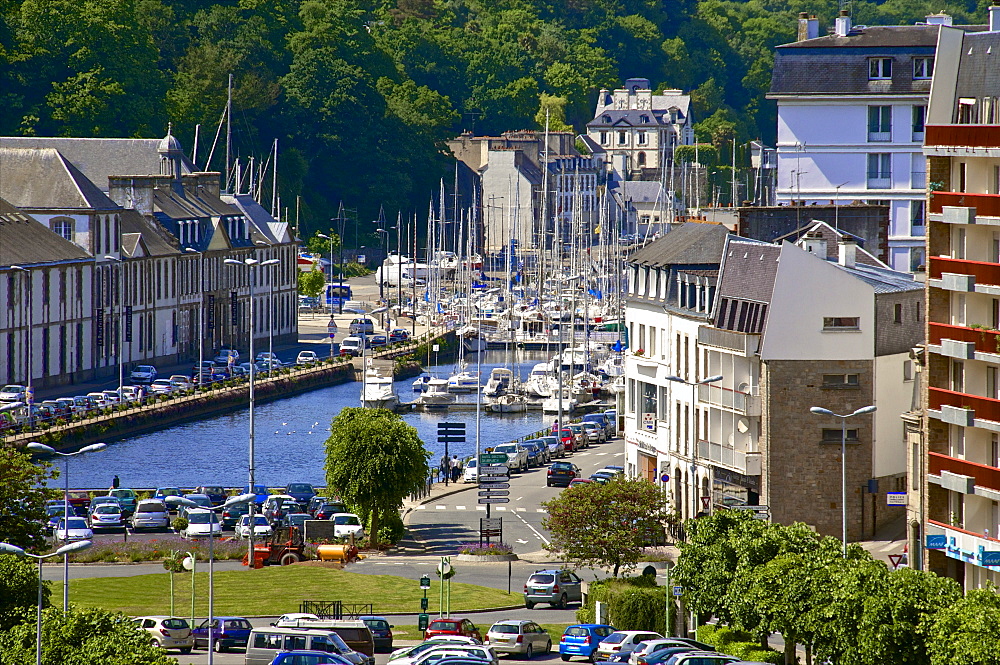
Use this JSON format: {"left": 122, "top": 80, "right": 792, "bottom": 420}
{"left": 926, "top": 520, "right": 1000, "bottom": 569}
{"left": 928, "top": 256, "right": 1000, "bottom": 288}
{"left": 867, "top": 173, "right": 891, "bottom": 189}
{"left": 929, "top": 191, "right": 1000, "bottom": 217}
{"left": 929, "top": 322, "right": 1000, "bottom": 357}
{"left": 698, "top": 382, "right": 760, "bottom": 416}
{"left": 697, "top": 326, "right": 760, "bottom": 355}
{"left": 929, "top": 452, "right": 1000, "bottom": 494}
{"left": 929, "top": 386, "right": 1000, "bottom": 424}
{"left": 697, "top": 439, "right": 747, "bottom": 473}
{"left": 911, "top": 171, "right": 926, "bottom": 189}
{"left": 868, "top": 130, "right": 892, "bottom": 142}
{"left": 925, "top": 124, "right": 1000, "bottom": 149}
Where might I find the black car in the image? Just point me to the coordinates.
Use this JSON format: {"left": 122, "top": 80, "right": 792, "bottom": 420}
{"left": 196, "top": 485, "right": 228, "bottom": 506}
{"left": 315, "top": 501, "right": 348, "bottom": 520}
{"left": 307, "top": 496, "right": 331, "bottom": 517}
{"left": 547, "top": 461, "right": 581, "bottom": 487}
{"left": 220, "top": 501, "right": 250, "bottom": 529}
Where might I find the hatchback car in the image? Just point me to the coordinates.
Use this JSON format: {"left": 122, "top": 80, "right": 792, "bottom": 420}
{"left": 108, "top": 488, "right": 138, "bottom": 516}
{"left": 315, "top": 501, "right": 349, "bottom": 521}
{"left": 538, "top": 436, "right": 565, "bottom": 459}
{"left": 660, "top": 654, "right": 736, "bottom": 665}
{"left": 524, "top": 569, "right": 583, "bottom": 609}
{"left": 221, "top": 501, "right": 250, "bottom": 529}
{"left": 236, "top": 514, "right": 273, "bottom": 539}
{"left": 629, "top": 641, "right": 710, "bottom": 665}
{"left": 179, "top": 493, "right": 214, "bottom": 517}
{"left": 331, "top": 513, "right": 365, "bottom": 538}
{"left": 360, "top": 615, "right": 394, "bottom": 652}
{"left": 368, "top": 334, "right": 388, "bottom": 348}
{"left": 263, "top": 494, "right": 299, "bottom": 522}
{"left": 269, "top": 651, "right": 354, "bottom": 665}
{"left": 462, "top": 459, "right": 478, "bottom": 483}
{"left": 131, "top": 499, "right": 170, "bottom": 531}
{"left": 389, "top": 329, "right": 410, "bottom": 343}
{"left": 594, "top": 632, "right": 664, "bottom": 661}
{"left": 169, "top": 375, "right": 193, "bottom": 390}
{"left": 286, "top": 482, "right": 317, "bottom": 508}
{"left": 214, "top": 348, "right": 240, "bottom": 365}
{"left": 485, "top": 620, "right": 552, "bottom": 658}
{"left": 181, "top": 509, "right": 222, "bottom": 538}
{"left": 546, "top": 462, "right": 580, "bottom": 488}
{"left": 191, "top": 615, "right": 253, "bottom": 652}
{"left": 580, "top": 422, "right": 606, "bottom": 443}
{"left": 349, "top": 318, "right": 376, "bottom": 335}
{"left": 149, "top": 379, "right": 174, "bottom": 395}
{"left": 567, "top": 425, "right": 589, "bottom": 448}
{"left": 426, "top": 618, "right": 483, "bottom": 642}
{"left": 196, "top": 485, "right": 228, "bottom": 506}
{"left": 559, "top": 624, "right": 616, "bottom": 662}
{"left": 133, "top": 616, "right": 194, "bottom": 653}
{"left": 88, "top": 503, "right": 125, "bottom": 530}
{"left": 130, "top": 365, "right": 158, "bottom": 384}
{"left": 0, "top": 384, "right": 26, "bottom": 401}
{"left": 55, "top": 516, "right": 93, "bottom": 541}
{"left": 297, "top": 350, "right": 320, "bottom": 365}
{"left": 45, "top": 506, "right": 74, "bottom": 534}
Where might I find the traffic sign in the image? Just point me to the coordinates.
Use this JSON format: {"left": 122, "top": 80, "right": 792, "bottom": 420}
{"left": 478, "top": 497, "right": 510, "bottom": 504}
{"left": 479, "top": 465, "right": 510, "bottom": 474}
{"left": 478, "top": 475, "right": 511, "bottom": 483}
{"left": 479, "top": 490, "right": 510, "bottom": 497}
{"left": 481, "top": 518, "right": 502, "bottom": 529}
{"left": 477, "top": 482, "right": 510, "bottom": 490}
{"left": 701, "top": 497, "right": 711, "bottom": 510}
{"left": 672, "top": 586, "right": 683, "bottom": 597}
{"left": 727, "top": 505, "right": 770, "bottom": 512}
{"left": 888, "top": 554, "right": 905, "bottom": 569}
{"left": 479, "top": 453, "right": 508, "bottom": 465}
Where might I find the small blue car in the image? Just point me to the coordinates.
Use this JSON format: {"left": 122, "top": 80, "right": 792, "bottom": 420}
{"left": 269, "top": 651, "right": 354, "bottom": 665}
{"left": 559, "top": 624, "right": 616, "bottom": 662}
{"left": 360, "top": 615, "right": 394, "bottom": 652}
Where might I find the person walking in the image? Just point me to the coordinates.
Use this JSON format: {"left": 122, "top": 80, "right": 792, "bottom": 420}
{"left": 551, "top": 419, "right": 559, "bottom": 434}
{"left": 450, "top": 455, "right": 461, "bottom": 483}
{"left": 439, "top": 454, "right": 449, "bottom": 482}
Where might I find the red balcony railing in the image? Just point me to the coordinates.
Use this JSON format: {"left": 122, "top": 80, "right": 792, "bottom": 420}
{"left": 929, "top": 191, "right": 1000, "bottom": 216}
{"left": 926, "top": 124, "right": 1000, "bottom": 149}
{"left": 928, "top": 256, "right": 1000, "bottom": 287}
{"left": 929, "top": 452, "right": 1000, "bottom": 493}
{"left": 929, "top": 322, "right": 1000, "bottom": 355}
{"left": 929, "top": 386, "right": 1000, "bottom": 423}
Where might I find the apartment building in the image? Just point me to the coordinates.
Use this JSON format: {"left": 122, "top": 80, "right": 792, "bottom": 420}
{"left": 921, "top": 18, "right": 1000, "bottom": 590}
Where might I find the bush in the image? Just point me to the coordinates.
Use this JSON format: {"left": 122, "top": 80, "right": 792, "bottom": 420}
{"left": 374, "top": 510, "right": 406, "bottom": 546}
{"left": 577, "top": 576, "right": 668, "bottom": 632}
{"left": 171, "top": 516, "right": 188, "bottom": 532}
{"left": 696, "top": 625, "right": 782, "bottom": 664}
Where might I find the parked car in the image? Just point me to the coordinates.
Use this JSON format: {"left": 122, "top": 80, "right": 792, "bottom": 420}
{"left": 149, "top": 379, "right": 175, "bottom": 394}
{"left": 236, "top": 514, "right": 273, "bottom": 539}
{"left": 285, "top": 482, "right": 317, "bottom": 508}
{"left": 307, "top": 496, "right": 332, "bottom": 516}
{"left": 659, "top": 654, "right": 736, "bottom": 665}
{"left": 0, "top": 384, "right": 26, "bottom": 401}
{"left": 568, "top": 478, "right": 592, "bottom": 488}
{"left": 101, "top": 389, "right": 122, "bottom": 405}
{"left": 492, "top": 443, "right": 529, "bottom": 473}
{"left": 297, "top": 350, "right": 319, "bottom": 365}
{"left": 41, "top": 399, "right": 70, "bottom": 418}
{"left": 263, "top": 494, "right": 299, "bottom": 523}
{"left": 154, "top": 487, "right": 183, "bottom": 511}
{"left": 582, "top": 413, "right": 614, "bottom": 439}
{"left": 426, "top": 618, "right": 483, "bottom": 642}
{"left": 181, "top": 509, "right": 222, "bottom": 538}
{"left": 462, "top": 459, "right": 478, "bottom": 483}
{"left": 559, "top": 624, "right": 616, "bottom": 662}
{"left": 88, "top": 502, "right": 125, "bottom": 530}
{"left": 214, "top": 348, "right": 240, "bottom": 365}
{"left": 538, "top": 436, "right": 565, "bottom": 459}
{"left": 580, "top": 422, "right": 606, "bottom": 443}
{"left": 411, "top": 646, "right": 497, "bottom": 665}
{"left": 368, "top": 334, "right": 388, "bottom": 348}
{"left": 339, "top": 336, "right": 366, "bottom": 357}
{"left": 547, "top": 462, "right": 580, "bottom": 488}
{"left": 349, "top": 318, "right": 376, "bottom": 335}
{"left": 54, "top": 516, "right": 93, "bottom": 542}
{"left": 522, "top": 440, "right": 550, "bottom": 465}
{"left": 315, "top": 502, "right": 349, "bottom": 521}
{"left": 558, "top": 429, "right": 577, "bottom": 452}
{"left": 220, "top": 501, "right": 250, "bottom": 529}
{"left": 195, "top": 485, "right": 228, "bottom": 506}
{"left": 567, "top": 424, "right": 589, "bottom": 448}
{"left": 360, "top": 615, "right": 395, "bottom": 652}
{"left": 130, "top": 365, "right": 158, "bottom": 384}
{"left": 178, "top": 493, "right": 214, "bottom": 517}
{"left": 133, "top": 616, "right": 194, "bottom": 654}
{"left": 242, "top": 484, "right": 270, "bottom": 506}
{"left": 169, "top": 374, "right": 194, "bottom": 390}
{"left": 66, "top": 490, "right": 92, "bottom": 515}
{"left": 86, "top": 392, "right": 109, "bottom": 408}
{"left": 267, "top": 651, "right": 355, "bottom": 665}
{"left": 485, "top": 620, "right": 552, "bottom": 658}
{"left": 107, "top": 488, "right": 138, "bottom": 516}
{"left": 131, "top": 499, "right": 170, "bottom": 531}
{"left": 256, "top": 352, "right": 283, "bottom": 366}
{"left": 331, "top": 513, "right": 365, "bottom": 538}
{"left": 594, "top": 632, "right": 664, "bottom": 661}
{"left": 631, "top": 647, "right": 701, "bottom": 665}
{"left": 71, "top": 395, "right": 97, "bottom": 412}
{"left": 191, "top": 616, "right": 254, "bottom": 652}
{"left": 524, "top": 569, "right": 583, "bottom": 609}
{"left": 45, "top": 505, "right": 74, "bottom": 534}
{"left": 388, "top": 329, "right": 410, "bottom": 343}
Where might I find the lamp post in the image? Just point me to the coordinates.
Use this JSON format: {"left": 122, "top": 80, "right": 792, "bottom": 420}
{"left": 184, "top": 248, "right": 205, "bottom": 379}
{"left": 166, "top": 494, "right": 254, "bottom": 662}
{"left": 25, "top": 442, "right": 106, "bottom": 612}
{"left": 10, "top": 266, "right": 33, "bottom": 426}
{"left": 317, "top": 232, "right": 338, "bottom": 314}
{"left": 103, "top": 256, "right": 126, "bottom": 394}
{"left": 666, "top": 374, "right": 723, "bottom": 519}
{"left": 809, "top": 404, "right": 877, "bottom": 556}
{"left": 0, "top": 540, "right": 92, "bottom": 665}
{"left": 224, "top": 257, "right": 280, "bottom": 566}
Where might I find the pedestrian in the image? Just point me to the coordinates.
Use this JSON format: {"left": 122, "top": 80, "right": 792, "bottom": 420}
{"left": 450, "top": 455, "right": 460, "bottom": 483}
{"left": 439, "top": 454, "right": 448, "bottom": 480}
{"left": 111, "top": 474, "right": 120, "bottom": 490}
{"left": 551, "top": 419, "right": 559, "bottom": 434}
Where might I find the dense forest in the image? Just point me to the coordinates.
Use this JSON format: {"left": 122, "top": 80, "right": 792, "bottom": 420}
{"left": 0, "top": 0, "right": 992, "bottom": 238}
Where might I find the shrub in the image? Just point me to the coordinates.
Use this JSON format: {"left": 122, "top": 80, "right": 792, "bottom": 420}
{"left": 696, "top": 625, "right": 781, "bottom": 664}
{"left": 375, "top": 511, "right": 406, "bottom": 546}
{"left": 171, "top": 516, "right": 188, "bottom": 532}
{"left": 577, "top": 576, "right": 667, "bottom": 632}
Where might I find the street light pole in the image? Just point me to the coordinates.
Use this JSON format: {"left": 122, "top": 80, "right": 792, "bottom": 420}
{"left": 809, "top": 404, "right": 877, "bottom": 556}
{"left": 10, "top": 266, "right": 33, "bottom": 426}
{"left": 255, "top": 241, "right": 277, "bottom": 367}
{"left": 666, "top": 374, "right": 723, "bottom": 519}
{"left": 25, "top": 442, "right": 106, "bottom": 612}
{"left": 0, "top": 540, "right": 92, "bottom": 665}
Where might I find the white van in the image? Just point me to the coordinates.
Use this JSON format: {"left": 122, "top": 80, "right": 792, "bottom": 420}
{"left": 339, "top": 336, "right": 366, "bottom": 357}
{"left": 245, "top": 626, "right": 365, "bottom": 665}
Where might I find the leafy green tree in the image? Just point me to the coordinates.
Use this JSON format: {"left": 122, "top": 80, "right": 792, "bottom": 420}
{"left": 323, "top": 407, "right": 429, "bottom": 545}
{"left": 535, "top": 93, "right": 573, "bottom": 132}
{"left": 674, "top": 143, "right": 718, "bottom": 166}
{"left": 541, "top": 477, "right": 669, "bottom": 577}
{"left": 298, "top": 266, "right": 326, "bottom": 299}
{"left": 0, "top": 447, "right": 57, "bottom": 551}
{"left": 0, "top": 606, "right": 174, "bottom": 665}
{"left": 925, "top": 586, "right": 1000, "bottom": 665}
{"left": 306, "top": 231, "right": 340, "bottom": 258}
{"left": 0, "top": 554, "right": 49, "bottom": 631}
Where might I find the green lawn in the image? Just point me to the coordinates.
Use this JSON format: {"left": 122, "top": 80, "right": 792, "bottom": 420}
{"left": 56, "top": 567, "right": 522, "bottom": 617}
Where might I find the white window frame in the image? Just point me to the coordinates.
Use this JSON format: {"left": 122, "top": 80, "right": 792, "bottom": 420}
{"left": 913, "top": 57, "right": 934, "bottom": 80}
{"left": 869, "top": 57, "right": 892, "bottom": 80}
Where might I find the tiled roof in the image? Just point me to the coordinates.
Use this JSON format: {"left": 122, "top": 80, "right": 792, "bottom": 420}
{"left": 587, "top": 109, "right": 678, "bottom": 128}
{"left": 717, "top": 237, "right": 780, "bottom": 304}
{"left": 836, "top": 261, "right": 921, "bottom": 293}
{"left": 954, "top": 32, "right": 1000, "bottom": 101}
{"left": 120, "top": 208, "right": 179, "bottom": 257}
{"left": 0, "top": 148, "right": 118, "bottom": 210}
{"left": 628, "top": 222, "right": 729, "bottom": 267}
{"left": 0, "top": 198, "right": 91, "bottom": 266}
{"left": 616, "top": 180, "right": 665, "bottom": 204}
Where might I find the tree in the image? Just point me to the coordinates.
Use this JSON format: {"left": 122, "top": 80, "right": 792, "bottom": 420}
{"left": 306, "top": 230, "right": 340, "bottom": 258}
{"left": 0, "top": 555, "right": 49, "bottom": 631}
{"left": 925, "top": 586, "right": 1000, "bottom": 665}
{"left": 541, "top": 477, "right": 669, "bottom": 576}
{"left": 0, "top": 606, "right": 175, "bottom": 665}
{"left": 323, "top": 407, "right": 429, "bottom": 545}
{"left": 298, "top": 266, "right": 326, "bottom": 300}
{"left": 534, "top": 93, "right": 573, "bottom": 132}
{"left": 0, "top": 446, "right": 57, "bottom": 551}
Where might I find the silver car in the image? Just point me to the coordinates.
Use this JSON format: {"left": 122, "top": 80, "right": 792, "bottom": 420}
{"left": 485, "top": 620, "right": 551, "bottom": 658}
{"left": 131, "top": 499, "right": 170, "bottom": 531}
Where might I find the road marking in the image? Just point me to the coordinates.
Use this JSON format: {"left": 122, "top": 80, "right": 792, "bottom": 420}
{"left": 416, "top": 506, "right": 426, "bottom": 510}
{"left": 476, "top": 506, "right": 486, "bottom": 511}
{"left": 516, "top": 539, "right": 529, "bottom": 544}
{"left": 496, "top": 506, "right": 507, "bottom": 511}
{"left": 510, "top": 510, "right": 550, "bottom": 545}
{"left": 576, "top": 452, "right": 591, "bottom": 456}
{"left": 516, "top": 497, "right": 523, "bottom": 501}
{"left": 517, "top": 508, "right": 526, "bottom": 512}
{"left": 456, "top": 506, "right": 466, "bottom": 510}
{"left": 596, "top": 452, "right": 609, "bottom": 456}
{"left": 435, "top": 505, "right": 447, "bottom": 509}
{"left": 614, "top": 452, "right": 624, "bottom": 456}
{"left": 536, "top": 509, "right": 546, "bottom": 513}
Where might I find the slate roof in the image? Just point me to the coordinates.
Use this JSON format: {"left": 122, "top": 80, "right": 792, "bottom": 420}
{"left": 716, "top": 237, "right": 780, "bottom": 304}
{"left": 119, "top": 208, "right": 179, "bottom": 258}
{"left": 0, "top": 137, "right": 197, "bottom": 191}
{"left": 0, "top": 198, "right": 91, "bottom": 266}
{"left": 587, "top": 109, "right": 682, "bottom": 128}
{"left": 954, "top": 31, "right": 1000, "bottom": 101}
{"left": 628, "top": 222, "right": 729, "bottom": 268}
{"left": 615, "top": 180, "right": 666, "bottom": 205}
{"left": 777, "top": 220, "right": 886, "bottom": 268}
{"left": 0, "top": 148, "right": 118, "bottom": 210}
{"left": 835, "top": 260, "right": 921, "bottom": 293}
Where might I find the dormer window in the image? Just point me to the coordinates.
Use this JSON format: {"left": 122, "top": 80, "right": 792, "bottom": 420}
{"left": 869, "top": 57, "right": 892, "bottom": 79}
{"left": 603, "top": 115, "right": 611, "bottom": 123}
{"left": 640, "top": 115, "right": 650, "bottom": 124}
{"left": 913, "top": 57, "right": 934, "bottom": 80}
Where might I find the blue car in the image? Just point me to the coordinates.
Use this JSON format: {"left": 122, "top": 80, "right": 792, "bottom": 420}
{"left": 242, "top": 484, "right": 270, "bottom": 506}
{"left": 360, "top": 615, "right": 394, "bottom": 652}
{"left": 559, "top": 624, "right": 616, "bottom": 662}
{"left": 192, "top": 616, "right": 253, "bottom": 652}
{"left": 269, "top": 651, "right": 354, "bottom": 665}
{"left": 285, "top": 482, "right": 317, "bottom": 509}
{"left": 522, "top": 441, "right": 543, "bottom": 467}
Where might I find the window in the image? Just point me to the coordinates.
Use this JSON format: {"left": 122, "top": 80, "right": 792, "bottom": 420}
{"left": 640, "top": 115, "right": 650, "bottom": 124}
{"left": 822, "top": 428, "right": 860, "bottom": 442}
{"left": 893, "top": 303, "right": 903, "bottom": 323}
{"left": 912, "top": 105, "right": 926, "bottom": 139}
{"left": 911, "top": 200, "right": 925, "bottom": 230}
{"left": 637, "top": 151, "right": 646, "bottom": 166}
{"left": 51, "top": 218, "right": 73, "bottom": 241}
{"left": 868, "top": 106, "right": 891, "bottom": 141}
{"left": 617, "top": 131, "right": 627, "bottom": 145}
{"left": 823, "top": 316, "right": 860, "bottom": 330}
{"left": 600, "top": 131, "right": 608, "bottom": 145}
{"left": 867, "top": 153, "right": 891, "bottom": 188}
{"left": 910, "top": 247, "right": 925, "bottom": 272}
{"left": 869, "top": 57, "right": 892, "bottom": 79}
{"left": 822, "top": 373, "right": 860, "bottom": 388}
{"left": 903, "top": 359, "right": 913, "bottom": 381}
{"left": 913, "top": 57, "right": 934, "bottom": 79}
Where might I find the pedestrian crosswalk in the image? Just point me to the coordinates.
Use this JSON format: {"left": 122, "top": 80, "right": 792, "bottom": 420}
{"left": 416, "top": 504, "right": 547, "bottom": 513}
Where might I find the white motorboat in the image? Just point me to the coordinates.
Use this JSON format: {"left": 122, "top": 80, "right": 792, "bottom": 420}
{"left": 412, "top": 374, "right": 432, "bottom": 392}
{"left": 609, "top": 375, "right": 625, "bottom": 394}
{"left": 489, "top": 393, "right": 527, "bottom": 413}
{"left": 361, "top": 370, "right": 398, "bottom": 410}
{"left": 482, "top": 367, "right": 514, "bottom": 397}
{"left": 447, "top": 369, "right": 480, "bottom": 392}
{"left": 416, "top": 377, "right": 455, "bottom": 408}
{"left": 523, "top": 362, "right": 556, "bottom": 398}
{"left": 599, "top": 352, "right": 625, "bottom": 378}
{"left": 542, "top": 393, "right": 578, "bottom": 414}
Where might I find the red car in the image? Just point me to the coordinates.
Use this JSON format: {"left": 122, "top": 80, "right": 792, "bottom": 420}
{"left": 558, "top": 429, "right": 577, "bottom": 452}
{"left": 424, "top": 617, "right": 483, "bottom": 642}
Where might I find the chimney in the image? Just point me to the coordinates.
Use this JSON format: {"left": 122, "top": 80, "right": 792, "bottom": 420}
{"left": 803, "top": 230, "right": 828, "bottom": 258}
{"left": 835, "top": 9, "right": 852, "bottom": 37}
{"left": 839, "top": 237, "right": 857, "bottom": 268}
{"left": 797, "top": 13, "right": 820, "bottom": 41}
{"left": 991, "top": 6, "right": 1000, "bottom": 31}
{"left": 924, "top": 12, "right": 954, "bottom": 26}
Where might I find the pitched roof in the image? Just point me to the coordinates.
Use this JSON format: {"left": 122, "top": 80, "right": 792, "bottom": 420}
{"left": 628, "top": 222, "right": 729, "bottom": 267}
{"left": 716, "top": 237, "right": 781, "bottom": 304}
{"left": 779, "top": 220, "right": 886, "bottom": 268}
{"left": 834, "top": 260, "right": 921, "bottom": 293}
{"left": 0, "top": 148, "right": 118, "bottom": 210}
{"left": 616, "top": 180, "right": 666, "bottom": 204}
{"left": 954, "top": 31, "right": 1000, "bottom": 101}
{"left": 0, "top": 198, "right": 91, "bottom": 266}
{"left": 587, "top": 109, "right": 680, "bottom": 128}
{"left": 119, "top": 208, "right": 179, "bottom": 258}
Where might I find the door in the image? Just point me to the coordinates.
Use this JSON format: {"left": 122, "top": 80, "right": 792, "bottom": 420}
{"left": 561, "top": 571, "right": 583, "bottom": 601}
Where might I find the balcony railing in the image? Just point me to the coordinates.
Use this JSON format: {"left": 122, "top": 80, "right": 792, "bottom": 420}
{"left": 697, "top": 326, "right": 760, "bottom": 354}
{"left": 928, "top": 256, "right": 1000, "bottom": 287}
{"left": 867, "top": 174, "right": 891, "bottom": 189}
{"left": 697, "top": 439, "right": 746, "bottom": 471}
{"left": 911, "top": 171, "right": 926, "bottom": 189}
{"left": 929, "top": 452, "right": 1000, "bottom": 493}
{"left": 868, "top": 131, "right": 892, "bottom": 142}
{"left": 929, "top": 191, "right": 1000, "bottom": 216}
{"left": 929, "top": 386, "right": 1000, "bottom": 424}
{"left": 698, "top": 383, "right": 759, "bottom": 415}
{"left": 929, "top": 321, "right": 1000, "bottom": 355}
{"left": 926, "top": 124, "right": 1000, "bottom": 149}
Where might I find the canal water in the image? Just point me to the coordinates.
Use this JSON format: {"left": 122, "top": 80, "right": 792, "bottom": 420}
{"left": 68, "top": 349, "right": 552, "bottom": 489}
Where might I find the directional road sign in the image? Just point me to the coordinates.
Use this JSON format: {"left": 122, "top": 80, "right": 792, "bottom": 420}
{"left": 479, "top": 490, "right": 510, "bottom": 498}
{"left": 481, "top": 518, "right": 502, "bottom": 529}
{"left": 478, "top": 465, "right": 510, "bottom": 475}
{"left": 478, "top": 497, "right": 510, "bottom": 504}
{"left": 478, "top": 475, "right": 511, "bottom": 483}
{"left": 479, "top": 453, "right": 508, "bottom": 465}
{"left": 477, "top": 482, "right": 510, "bottom": 490}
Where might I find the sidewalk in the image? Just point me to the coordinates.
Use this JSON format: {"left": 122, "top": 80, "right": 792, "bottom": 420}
{"left": 396, "top": 480, "right": 478, "bottom": 553}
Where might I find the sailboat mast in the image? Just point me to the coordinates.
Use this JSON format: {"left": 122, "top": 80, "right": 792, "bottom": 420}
{"left": 225, "top": 73, "right": 232, "bottom": 194}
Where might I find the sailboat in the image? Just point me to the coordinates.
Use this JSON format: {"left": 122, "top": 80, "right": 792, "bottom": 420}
{"left": 447, "top": 362, "right": 480, "bottom": 392}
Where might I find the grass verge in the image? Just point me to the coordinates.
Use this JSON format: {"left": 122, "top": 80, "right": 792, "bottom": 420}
{"left": 55, "top": 566, "right": 521, "bottom": 617}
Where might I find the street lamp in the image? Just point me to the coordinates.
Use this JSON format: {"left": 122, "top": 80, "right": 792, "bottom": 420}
{"left": 0, "top": 539, "right": 92, "bottom": 665}
{"left": 166, "top": 493, "right": 254, "bottom": 662}
{"left": 224, "top": 257, "right": 280, "bottom": 565}
{"left": 10, "top": 266, "right": 34, "bottom": 426}
{"left": 833, "top": 180, "right": 850, "bottom": 231}
{"left": 184, "top": 248, "right": 205, "bottom": 379}
{"left": 25, "top": 441, "right": 106, "bottom": 612}
{"left": 666, "top": 374, "right": 724, "bottom": 519}
{"left": 809, "top": 404, "right": 877, "bottom": 556}
{"left": 103, "top": 256, "right": 126, "bottom": 394}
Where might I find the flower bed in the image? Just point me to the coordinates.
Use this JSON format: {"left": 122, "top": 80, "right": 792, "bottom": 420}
{"left": 60, "top": 536, "right": 249, "bottom": 563}
{"left": 458, "top": 542, "right": 513, "bottom": 556}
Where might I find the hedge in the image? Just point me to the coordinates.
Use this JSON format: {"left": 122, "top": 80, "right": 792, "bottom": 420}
{"left": 696, "top": 625, "right": 783, "bottom": 665}
{"left": 576, "top": 574, "right": 671, "bottom": 633}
